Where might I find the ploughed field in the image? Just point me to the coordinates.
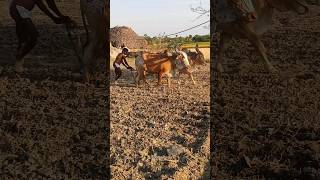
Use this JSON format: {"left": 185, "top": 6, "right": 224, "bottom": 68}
{"left": 213, "top": 6, "right": 320, "bottom": 179}
{"left": 110, "top": 50, "right": 210, "bottom": 179}
{"left": 1, "top": 2, "right": 109, "bottom": 179}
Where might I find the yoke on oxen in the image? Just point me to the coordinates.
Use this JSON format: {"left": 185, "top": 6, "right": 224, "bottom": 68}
{"left": 217, "top": 0, "right": 257, "bottom": 23}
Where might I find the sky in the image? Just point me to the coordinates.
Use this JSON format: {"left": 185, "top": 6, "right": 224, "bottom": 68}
{"left": 110, "top": 0, "right": 210, "bottom": 37}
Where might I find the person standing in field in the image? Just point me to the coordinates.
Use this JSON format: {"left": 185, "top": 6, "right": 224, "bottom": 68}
{"left": 113, "top": 47, "right": 134, "bottom": 82}
{"left": 8, "top": 0, "right": 73, "bottom": 73}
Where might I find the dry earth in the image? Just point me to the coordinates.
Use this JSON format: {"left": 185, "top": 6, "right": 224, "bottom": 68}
{"left": 1, "top": 1, "right": 109, "bottom": 179}
{"left": 212, "top": 6, "right": 320, "bottom": 179}
{"left": 110, "top": 50, "right": 211, "bottom": 179}
{"left": 0, "top": 1, "right": 211, "bottom": 179}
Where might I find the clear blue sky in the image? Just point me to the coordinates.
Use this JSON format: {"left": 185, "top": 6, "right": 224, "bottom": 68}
{"left": 110, "top": 0, "right": 210, "bottom": 37}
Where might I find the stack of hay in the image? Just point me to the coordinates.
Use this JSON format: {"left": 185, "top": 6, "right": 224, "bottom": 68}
{"left": 110, "top": 26, "right": 147, "bottom": 49}
{"left": 110, "top": 43, "right": 122, "bottom": 59}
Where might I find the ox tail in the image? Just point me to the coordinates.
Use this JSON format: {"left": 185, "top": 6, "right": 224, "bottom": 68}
{"left": 80, "top": 1, "right": 89, "bottom": 51}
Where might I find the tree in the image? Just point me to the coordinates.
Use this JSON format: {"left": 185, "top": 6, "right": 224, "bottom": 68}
{"left": 144, "top": 34, "right": 153, "bottom": 45}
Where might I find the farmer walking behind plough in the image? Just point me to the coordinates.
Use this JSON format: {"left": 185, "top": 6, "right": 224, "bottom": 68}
{"left": 113, "top": 47, "right": 134, "bottom": 83}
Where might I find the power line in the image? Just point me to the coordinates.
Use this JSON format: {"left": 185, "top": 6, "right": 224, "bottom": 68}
{"left": 165, "top": 20, "right": 210, "bottom": 37}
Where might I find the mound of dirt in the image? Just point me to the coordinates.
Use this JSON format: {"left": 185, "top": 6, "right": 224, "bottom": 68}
{"left": 110, "top": 26, "right": 147, "bottom": 49}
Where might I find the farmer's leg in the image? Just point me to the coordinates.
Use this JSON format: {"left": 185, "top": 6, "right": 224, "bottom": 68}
{"left": 114, "top": 67, "right": 122, "bottom": 81}
{"left": 15, "top": 19, "right": 38, "bottom": 72}
{"left": 16, "top": 19, "right": 38, "bottom": 59}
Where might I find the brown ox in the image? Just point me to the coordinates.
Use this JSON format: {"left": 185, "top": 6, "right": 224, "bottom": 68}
{"left": 79, "top": 0, "right": 109, "bottom": 82}
{"left": 130, "top": 51, "right": 195, "bottom": 87}
{"left": 216, "top": 0, "right": 309, "bottom": 73}
{"left": 182, "top": 44, "right": 206, "bottom": 66}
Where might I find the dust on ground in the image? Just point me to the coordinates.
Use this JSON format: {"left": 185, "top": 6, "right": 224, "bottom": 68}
{"left": 212, "top": 6, "right": 320, "bottom": 179}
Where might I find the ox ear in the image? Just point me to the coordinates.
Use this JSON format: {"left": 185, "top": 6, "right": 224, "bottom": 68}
{"left": 268, "top": 0, "right": 309, "bottom": 14}
{"left": 121, "top": 43, "right": 125, "bottom": 48}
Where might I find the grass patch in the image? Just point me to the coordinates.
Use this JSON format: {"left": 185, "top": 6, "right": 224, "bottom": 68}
{"left": 181, "top": 42, "right": 210, "bottom": 48}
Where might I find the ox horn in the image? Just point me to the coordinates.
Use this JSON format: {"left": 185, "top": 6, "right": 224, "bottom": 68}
{"left": 295, "top": 0, "right": 309, "bottom": 15}
{"left": 195, "top": 43, "right": 200, "bottom": 53}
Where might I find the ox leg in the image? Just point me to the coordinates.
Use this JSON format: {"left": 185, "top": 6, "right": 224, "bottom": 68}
{"left": 157, "top": 72, "right": 164, "bottom": 86}
{"left": 240, "top": 24, "right": 277, "bottom": 73}
{"left": 176, "top": 72, "right": 181, "bottom": 85}
{"left": 82, "top": 43, "right": 94, "bottom": 82}
{"left": 135, "top": 71, "right": 140, "bottom": 85}
{"left": 83, "top": 39, "right": 100, "bottom": 82}
{"left": 217, "top": 32, "right": 231, "bottom": 73}
{"left": 143, "top": 71, "right": 149, "bottom": 86}
{"left": 166, "top": 72, "right": 172, "bottom": 88}
{"left": 167, "top": 77, "right": 171, "bottom": 87}
{"left": 184, "top": 69, "right": 196, "bottom": 85}
{"left": 189, "top": 73, "right": 196, "bottom": 85}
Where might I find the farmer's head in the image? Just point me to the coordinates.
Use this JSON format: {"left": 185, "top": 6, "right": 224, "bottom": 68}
{"left": 122, "top": 47, "right": 129, "bottom": 55}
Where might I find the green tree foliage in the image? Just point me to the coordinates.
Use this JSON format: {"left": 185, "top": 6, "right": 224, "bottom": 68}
{"left": 143, "top": 34, "right": 209, "bottom": 49}
{"left": 192, "top": 34, "right": 210, "bottom": 42}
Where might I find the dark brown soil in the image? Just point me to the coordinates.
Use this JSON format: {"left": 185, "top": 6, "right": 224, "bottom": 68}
{"left": 110, "top": 61, "right": 210, "bottom": 179}
{"left": 0, "top": 2, "right": 109, "bottom": 179}
{"left": 212, "top": 6, "right": 320, "bottom": 179}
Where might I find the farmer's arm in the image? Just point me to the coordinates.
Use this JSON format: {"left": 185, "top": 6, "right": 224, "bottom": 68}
{"left": 122, "top": 58, "right": 133, "bottom": 69}
{"left": 36, "top": 0, "right": 70, "bottom": 24}
{"left": 36, "top": 0, "right": 57, "bottom": 20}
{"left": 44, "top": 0, "right": 64, "bottom": 17}
{"left": 121, "top": 58, "right": 129, "bottom": 67}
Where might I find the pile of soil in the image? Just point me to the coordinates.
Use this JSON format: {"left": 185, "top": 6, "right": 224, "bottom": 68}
{"left": 212, "top": 6, "right": 320, "bottom": 179}
{"left": 110, "top": 26, "right": 147, "bottom": 49}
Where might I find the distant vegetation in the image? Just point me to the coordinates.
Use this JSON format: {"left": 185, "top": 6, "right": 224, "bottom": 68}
{"left": 182, "top": 42, "right": 210, "bottom": 48}
{"left": 143, "top": 34, "right": 210, "bottom": 49}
